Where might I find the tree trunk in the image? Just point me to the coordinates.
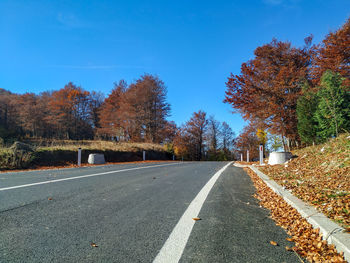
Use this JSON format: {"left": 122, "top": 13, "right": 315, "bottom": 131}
{"left": 281, "top": 133, "right": 286, "bottom": 151}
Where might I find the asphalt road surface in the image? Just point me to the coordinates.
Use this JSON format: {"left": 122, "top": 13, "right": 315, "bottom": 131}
{"left": 0, "top": 162, "right": 300, "bottom": 262}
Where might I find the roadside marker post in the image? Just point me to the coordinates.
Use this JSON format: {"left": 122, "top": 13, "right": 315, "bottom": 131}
{"left": 173, "top": 155, "right": 175, "bottom": 161}
{"left": 259, "top": 144, "right": 263, "bottom": 165}
{"left": 240, "top": 153, "right": 243, "bottom": 162}
{"left": 247, "top": 150, "right": 249, "bottom": 162}
{"left": 143, "top": 151, "right": 146, "bottom": 161}
{"left": 78, "top": 148, "right": 82, "bottom": 166}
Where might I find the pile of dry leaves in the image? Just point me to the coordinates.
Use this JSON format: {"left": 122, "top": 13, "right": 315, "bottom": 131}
{"left": 261, "top": 134, "right": 350, "bottom": 230}
{"left": 246, "top": 168, "right": 346, "bottom": 262}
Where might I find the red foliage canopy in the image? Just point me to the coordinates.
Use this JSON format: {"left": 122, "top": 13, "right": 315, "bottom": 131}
{"left": 224, "top": 39, "right": 312, "bottom": 146}
{"left": 313, "top": 18, "right": 350, "bottom": 87}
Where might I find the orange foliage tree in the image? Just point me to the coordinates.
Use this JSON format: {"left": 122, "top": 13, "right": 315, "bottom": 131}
{"left": 47, "top": 82, "right": 93, "bottom": 139}
{"left": 174, "top": 111, "right": 208, "bottom": 161}
{"left": 98, "top": 80, "right": 127, "bottom": 140}
{"left": 0, "top": 89, "right": 19, "bottom": 138}
{"left": 98, "top": 74, "right": 171, "bottom": 143}
{"left": 234, "top": 122, "right": 260, "bottom": 161}
{"left": 224, "top": 38, "right": 313, "bottom": 150}
{"left": 313, "top": 18, "right": 350, "bottom": 87}
{"left": 17, "top": 93, "right": 48, "bottom": 137}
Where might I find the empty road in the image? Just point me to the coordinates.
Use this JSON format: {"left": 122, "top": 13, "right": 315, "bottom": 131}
{"left": 0, "top": 162, "right": 300, "bottom": 262}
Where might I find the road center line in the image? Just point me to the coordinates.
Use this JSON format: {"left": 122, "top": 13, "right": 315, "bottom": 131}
{"left": 0, "top": 163, "right": 181, "bottom": 192}
{"left": 153, "top": 161, "right": 233, "bottom": 263}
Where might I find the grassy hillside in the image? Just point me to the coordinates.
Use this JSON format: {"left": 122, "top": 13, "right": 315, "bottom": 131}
{"left": 0, "top": 140, "right": 171, "bottom": 171}
{"left": 261, "top": 133, "right": 350, "bottom": 229}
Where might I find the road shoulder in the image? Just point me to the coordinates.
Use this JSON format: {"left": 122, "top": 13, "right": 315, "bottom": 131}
{"left": 180, "top": 165, "right": 300, "bottom": 263}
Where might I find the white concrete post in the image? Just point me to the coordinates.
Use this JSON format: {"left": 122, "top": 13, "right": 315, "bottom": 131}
{"left": 241, "top": 153, "right": 243, "bottom": 162}
{"left": 259, "top": 144, "right": 263, "bottom": 165}
{"left": 173, "top": 155, "right": 175, "bottom": 161}
{"left": 247, "top": 150, "right": 249, "bottom": 162}
{"left": 78, "top": 148, "right": 82, "bottom": 166}
{"left": 143, "top": 150, "right": 146, "bottom": 161}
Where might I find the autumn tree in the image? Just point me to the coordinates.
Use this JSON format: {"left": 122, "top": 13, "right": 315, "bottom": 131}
{"left": 127, "top": 74, "right": 171, "bottom": 143}
{"left": 313, "top": 18, "right": 350, "bottom": 87}
{"left": 17, "top": 93, "right": 37, "bottom": 136}
{"left": 213, "top": 121, "right": 236, "bottom": 161}
{"left": 173, "top": 126, "right": 191, "bottom": 160}
{"left": 16, "top": 93, "right": 52, "bottom": 138}
{"left": 160, "top": 120, "right": 177, "bottom": 156}
{"left": 38, "top": 91, "right": 57, "bottom": 138}
{"left": 98, "top": 80, "right": 127, "bottom": 140}
{"left": 221, "top": 121, "right": 235, "bottom": 152}
{"left": 0, "top": 74, "right": 172, "bottom": 143}
{"left": 224, "top": 38, "right": 313, "bottom": 150}
{"left": 186, "top": 111, "right": 208, "bottom": 160}
{"left": 256, "top": 128, "right": 267, "bottom": 150}
{"left": 159, "top": 120, "right": 177, "bottom": 143}
{"left": 0, "top": 90, "right": 54, "bottom": 140}
{"left": 48, "top": 82, "right": 93, "bottom": 139}
{"left": 89, "top": 91, "right": 105, "bottom": 133}
{"left": 234, "top": 122, "right": 260, "bottom": 161}
{"left": 98, "top": 74, "right": 171, "bottom": 143}
{"left": 206, "top": 116, "right": 221, "bottom": 160}
{"left": 0, "top": 89, "right": 20, "bottom": 139}
{"left": 173, "top": 111, "right": 208, "bottom": 161}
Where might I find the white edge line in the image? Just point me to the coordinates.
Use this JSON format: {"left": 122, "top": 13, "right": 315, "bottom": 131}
{"left": 0, "top": 163, "right": 181, "bottom": 192}
{"left": 153, "top": 161, "right": 233, "bottom": 263}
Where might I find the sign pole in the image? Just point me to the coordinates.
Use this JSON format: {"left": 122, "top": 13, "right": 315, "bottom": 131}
{"left": 78, "top": 148, "right": 82, "bottom": 166}
{"left": 259, "top": 144, "right": 263, "bottom": 165}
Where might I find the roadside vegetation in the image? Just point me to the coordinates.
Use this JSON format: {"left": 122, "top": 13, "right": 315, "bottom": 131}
{"left": 261, "top": 133, "right": 350, "bottom": 230}
{"left": 226, "top": 18, "right": 349, "bottom": 159}
{"left": 246, "top": 167, "right": 347, "bottom": 262}
{"left": 235, "top": 134, "right": 350, "bottom": 262}
{"left": 227, "top": 17, "right": 349, "bottom": 263}
{"left": 0, "top": 140, "right": 169, "bottom": 171}
{"left": 0, "top": 72, "right": 236, "bottom": 168}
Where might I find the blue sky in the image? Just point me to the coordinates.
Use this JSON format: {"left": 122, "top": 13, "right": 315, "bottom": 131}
{"left": 0, "top": 0, "right": 349, "bottom": 135}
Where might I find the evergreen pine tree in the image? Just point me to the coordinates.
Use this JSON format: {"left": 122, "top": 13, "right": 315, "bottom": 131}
{"left": 296, "top": 83, "right": 319, "bottom": 145}
{"left": 315, "top": 71, "right": 350, "bottom": 140}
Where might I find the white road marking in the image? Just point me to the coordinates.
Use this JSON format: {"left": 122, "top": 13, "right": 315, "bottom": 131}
{"left": 0, "top": 163, "right": 181, "bottom": 192}
{"left": 153, "top": 161, "right": 233, "bottom": 263}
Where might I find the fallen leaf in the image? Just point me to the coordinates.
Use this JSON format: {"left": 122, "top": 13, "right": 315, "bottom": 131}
{"left": 270, "top": 241, "right": 278, "bottom": 246}
{"left": 192, "top": 217, "right": 201, "bottom": 221}
{"left": 285, "top": 246, "right": 293, "bottom": 251}
{"left": 48, "top": 197, "right": 52, "bottom": 200}
{"left": 245, "top": 167, "right": 347, "bottom": 263}
{"left": 91, "top": 242, "right": 98, "bottom": 247}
